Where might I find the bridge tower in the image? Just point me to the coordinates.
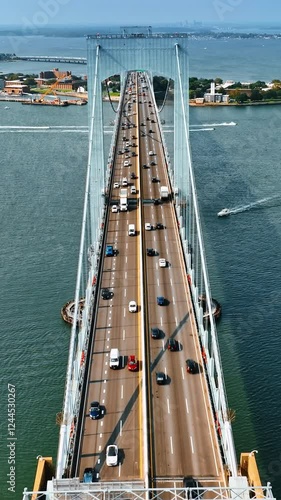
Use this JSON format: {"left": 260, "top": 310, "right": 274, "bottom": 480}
{"left": 86, "top": 29, "right": 190, "bottom": 247}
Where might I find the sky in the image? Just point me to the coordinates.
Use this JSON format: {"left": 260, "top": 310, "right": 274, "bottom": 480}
{"left": 1, "top": 0, "right": 281, "bottom": 27}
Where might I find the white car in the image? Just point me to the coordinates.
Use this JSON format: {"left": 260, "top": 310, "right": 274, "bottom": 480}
{"left": 148, "top": 150, "right": 154, "bottom": 156}
{"left": 129, "top": 300, "right": 137, "bottom": 312}
{"left": 159, "top": 258, "right": 166, "bottom": 268}
{"left": 111, "top": 205, "right": 118, "bottom": 213}
{"left": 113, "top": 182, "right": 119, "bottom": 189}
{"left": 145, "top": 222, "right": 152, "bottom": 231}
{"left": 106, "top": 444, "right": 118, "bottom": 466}
{"left": 131, "top": 186, "right": 137, "bottom": 194}
{"left": 124, "top": 160, "right": 129, "bottom": 167}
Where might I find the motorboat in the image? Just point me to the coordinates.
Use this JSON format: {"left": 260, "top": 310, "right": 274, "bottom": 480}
{"left": 217, "top": 208, "right": 230, "bottom": 217}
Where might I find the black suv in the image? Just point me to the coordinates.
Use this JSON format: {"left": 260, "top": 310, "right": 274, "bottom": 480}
{"left": 186, "top": 359, "right": 199, "bottom": 374}
{"left": 155, "top": 222, "right": 164, "bottom": 229}
{"left": 151, "top": 327, "right": 161, "bottom": 339}
{"left": 147, "top": 248, "right": 155, "bottom": 256}
{"left": 167, "top": 338, "right": 178, "bottom": 351}
{"left": 156, "top": 372, "right": 167, "bottom": 385}
{"left": 101, "top": 288, "right": 112, "bottom": 300}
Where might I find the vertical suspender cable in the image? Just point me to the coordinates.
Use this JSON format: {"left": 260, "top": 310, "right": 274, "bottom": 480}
{"left": 175, "top": 43, "right": 237, "bottom": 476}
{"left": 56, "top": 44, "right": 100, "bottom": 479}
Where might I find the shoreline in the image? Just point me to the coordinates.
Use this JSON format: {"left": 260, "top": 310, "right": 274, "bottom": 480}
{"left": 2, "top": 92, "right": 281, "bottom": 108}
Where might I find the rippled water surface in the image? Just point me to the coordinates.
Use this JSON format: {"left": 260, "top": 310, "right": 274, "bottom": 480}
{"left": 1, "top": 35, "right": 281, "bottom": 499}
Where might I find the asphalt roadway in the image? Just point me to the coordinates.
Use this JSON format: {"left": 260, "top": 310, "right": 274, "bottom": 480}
{"left": 77, "top": 72, "right": 225, "bottom": 492}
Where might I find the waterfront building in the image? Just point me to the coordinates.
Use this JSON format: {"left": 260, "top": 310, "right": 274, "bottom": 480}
{"left": 204, "top": 81, "right": 229, "bottom": 103}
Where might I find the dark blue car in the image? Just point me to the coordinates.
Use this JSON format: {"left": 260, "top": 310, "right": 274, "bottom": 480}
{"left": 157, "top": 296, "right": 165, "bottom": 306}
{"left": 89, "top": 401, "right": 101, "bottom": 420}
{"left": 105, "top": 245, "right": 114, "bottom": 257}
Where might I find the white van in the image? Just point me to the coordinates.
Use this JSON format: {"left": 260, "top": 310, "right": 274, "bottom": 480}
{"left": 128, "top": 224, "right": 136, "bottom": 236}
{"left": 109, "top": 348, "right": 120, "bottom": 369}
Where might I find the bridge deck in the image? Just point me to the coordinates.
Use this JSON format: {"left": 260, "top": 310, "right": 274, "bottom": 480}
{"left": 75, "top": 72, "right": 225, "bottom": 492}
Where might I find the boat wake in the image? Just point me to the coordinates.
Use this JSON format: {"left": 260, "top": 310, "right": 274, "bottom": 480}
{"left": 218, "top": 195, "right": 280, "bottom": 217}
{"left": 0, "top": 125, "right": 88, "bottom": 133}
{"left": 190, "top": 127, "right": 215, "bottom": 132}
{"left": 192, "top": 121, "right": 237, "bottom": 127}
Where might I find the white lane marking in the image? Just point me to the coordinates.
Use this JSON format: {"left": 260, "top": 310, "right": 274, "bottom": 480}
{"left": 123, "top": 329, "right": 126, "bottom": 340}
{"left": 162, "top": 339, "right": 165, "bottom": 350}
{"left": 101, "top": 421, "right": 103, "bottom": 427}
{"left": 120, "top": 420, "right": 123, "bottom": 436}
{"left": 175, "top": 317, "right": 178, "bottom": 326}
{"left": 157, "top": 278, "right": 159, "bottom": 286}
{"left": 170, "top": 436, "right": 174, "bottom": 455}
{"left": 125, "top": 271, "right": 127, "bottom": 279}
{"left": 102, "top": 399, "right": 105, "bottom": 404}
{"left": 105, "top": 370, "right": 107, "bottom": 375}
{"left": 173, "top": 296, "right": 175, "bottom": 305}
{"left": 99, "top": 446, "right": 101, "bottom": 451}
{"left": 190, "top": 435, "right": 194, "bottom": 454}
{"left": 121, "top": 385, "right": 124, "bottom": 399}
{"left": 124, "top": 289, "right": 127, "bottom": 297}
{"left": 100, "top": 433, "right": 102, "bottom": 438}
{"left": 118, "top": 462, "right": 121, "bottom": 477}
{"left": 167, "top": 398, "right": 170, "bottom": 414}
{"left": 181, "top": 367, "right": 185, "bottom": 380}
{"left": 126, "top": 243, "right": 128, "bottom": 249}
{"left": 185, "top": 398, "right": 189, "bottom": 414}
{"left": 124, "top": 308, "right": 126, "bottom": 318}
{"left": 165, "top": 367, "right": 167, "bottom": 376}
{"left": 165, "top": 235, "right": 167, "bottom": 241}
{"left": 108, "top": 323, "right": 111, "bottom": 327}
{"left": 160, "top": 317, "right": 163, "bottom": 326}
{"left": 170, "top": 278, "right": 173, "bottom": 285}
{"left": 125, "top": 256, "right": 127, "bottom": 263}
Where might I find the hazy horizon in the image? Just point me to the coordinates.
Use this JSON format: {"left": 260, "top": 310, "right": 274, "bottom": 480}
{"left": 2, "top": 0, "right": 281, "bottom": 28}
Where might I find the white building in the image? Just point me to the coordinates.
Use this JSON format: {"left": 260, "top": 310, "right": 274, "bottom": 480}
{"left": 204, "top": 81, "right": 229, "bottom": 103}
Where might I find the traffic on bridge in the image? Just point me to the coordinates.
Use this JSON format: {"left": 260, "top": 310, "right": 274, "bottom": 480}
{"left": 24, "top": 30, "right": 274, "bottom": 500}
{"left": 75, "top": 71, "right": 224, "bottom": 493}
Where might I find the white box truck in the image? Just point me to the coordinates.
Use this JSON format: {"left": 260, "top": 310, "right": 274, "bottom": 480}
{"left": 120, "top": 188, "right": 128, "bottom": 212}
{"left": 160, "top": 186, "right": 169, "bottom": 199}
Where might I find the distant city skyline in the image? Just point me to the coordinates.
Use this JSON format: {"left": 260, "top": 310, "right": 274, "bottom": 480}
{"left": 1, "top": 0, "right": 281, "bottom": 28}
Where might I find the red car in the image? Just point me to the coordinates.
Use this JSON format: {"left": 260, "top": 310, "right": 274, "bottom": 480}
{"left": 127, "top": 355, "right": 138, "bottom": 371}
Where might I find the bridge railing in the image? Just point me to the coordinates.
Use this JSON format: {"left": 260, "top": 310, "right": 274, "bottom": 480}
{"left": 22, "top": 483, "right": 276, "bottom": 499}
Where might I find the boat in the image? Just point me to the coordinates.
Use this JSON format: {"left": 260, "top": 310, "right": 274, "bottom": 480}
{"left": 22, "top": 98, "right": 69, "bottom": 107}
{"left": 217, "top": 208, "right": 230, "bottom": 217}
{"left": 4, "top": 106, "right": 10, "bottom": 109}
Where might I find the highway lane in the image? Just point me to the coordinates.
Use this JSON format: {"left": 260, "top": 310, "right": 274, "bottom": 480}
{"left": 138, "top": 75, "right": 223, "bottom": 484}
{"left": 78, "top": 76, "right": 143, "bottom": 481}
{"left": 77, "top": 71, "right": 225, "bottom": 490}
